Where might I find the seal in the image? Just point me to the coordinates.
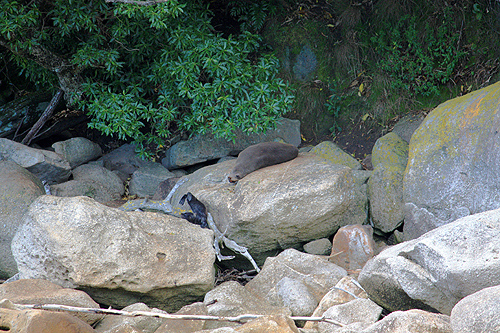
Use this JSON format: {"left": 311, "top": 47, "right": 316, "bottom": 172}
{"left": 228, "top": 141, "right": 298, "bottom": 183}
{"left": 179, "top": 192, "right": 208, "bottom": 228}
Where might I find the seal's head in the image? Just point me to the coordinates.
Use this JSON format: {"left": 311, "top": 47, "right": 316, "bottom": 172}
{"left": 228, "top": 169, "right": 242, "bottom": 183}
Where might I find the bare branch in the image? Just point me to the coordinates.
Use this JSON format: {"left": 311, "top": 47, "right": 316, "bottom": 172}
{"left": 21, "top": 89, "right": 64, "bottom": 146}
{"left": 9, "top": 302, "right": 345, "bottom": 327}
{"left": 105, "top": 0, "right": 170, "bottom": 5}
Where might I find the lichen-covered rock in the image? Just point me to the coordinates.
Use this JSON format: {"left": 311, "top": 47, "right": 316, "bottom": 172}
{"left": 403, "top": 81, "right": 500, "bottom": 239}
{"left": 368, "top": 133, "right": 408, "bottom": 232}
{"left": 310, "top": 141, "right": 361, "bottom": 170}
{"left": 11, "top": 195, "right": 215, "bottom": 312}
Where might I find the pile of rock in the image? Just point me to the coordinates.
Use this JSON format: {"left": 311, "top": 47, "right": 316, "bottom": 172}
{"left": 0, "top": 82, "right": 499, "bottom": 332}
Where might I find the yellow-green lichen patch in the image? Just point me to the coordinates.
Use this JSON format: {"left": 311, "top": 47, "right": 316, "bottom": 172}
{"left": 371, "top": 133, "right": 409, "bottom": 169}
{"left": 408, "top": 81, "right": 500, "bottom": 172}
{"left": 404, "top": 81, "right": 500, "bottom": 217}
{"left": 311, "top": 141, "right": 361, "bottom": 170}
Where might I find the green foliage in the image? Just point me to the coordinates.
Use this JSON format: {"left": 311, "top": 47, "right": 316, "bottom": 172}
{"left": 368, "top": 8, "right": 468, "bottom": 97}
{"left": 229, "top": 1, "right": 277, "bottom": 32}
{"left": 0, "top": 0, "right": 294, "bottom": 158}
{"left": 325, "top": 81, "right": 346, "bottom": 133}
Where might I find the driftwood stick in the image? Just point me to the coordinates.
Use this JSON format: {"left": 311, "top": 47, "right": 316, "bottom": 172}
{"left": 207, "top": 213, "right": 260, "bottom": 272}
{"left": 11, "top": 302, "right": 345, "bottom": 327}
{"left": 21, "top": 89, "right": 63, "bottom": 146}
{"left": 165, "top": 177, "right": 187, "bottom": 203}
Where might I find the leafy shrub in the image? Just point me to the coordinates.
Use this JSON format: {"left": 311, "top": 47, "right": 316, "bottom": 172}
{"left": 229, "top": 1, "right": 275, "bottom": 32}
{"left": 0, "top": 0, "right": 294, "bottom": 158}
{"left": 369, "top": 8, "right": 468, "bottom": 97}
{"left": 325, "top": 80, "right": 346, "bottom": 133}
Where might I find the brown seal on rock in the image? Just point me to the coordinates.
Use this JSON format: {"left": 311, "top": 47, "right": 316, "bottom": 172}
{"left": 228, "top": 142, "right": 298, "bottom": 183}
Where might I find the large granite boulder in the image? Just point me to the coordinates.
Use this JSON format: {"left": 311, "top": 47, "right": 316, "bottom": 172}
{"left": 11, "top": 195, "right": 215, "bottom": 312}
{"left": 358, "top": 207, "right": 500, "bottom": 315}
{"left": 0, "top": 160, "right": 45, "bottom": 278}
{"left": 403, "top": 81, "right": 500, "bottom": 239}
{"left": 170, "top": 152, "right": 368, "bottom": 264}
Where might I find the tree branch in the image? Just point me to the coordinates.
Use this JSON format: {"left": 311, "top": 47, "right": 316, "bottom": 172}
{"left": 21, "top": 89, "right": 64, "bottom": 146}
{"left": 0, "top": 36, "right": 82, "bottom": 105}
{"left": 105, "top": 0, "right": 171, "bottom": 5}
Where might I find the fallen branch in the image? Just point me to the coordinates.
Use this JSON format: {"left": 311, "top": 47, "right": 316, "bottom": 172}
{"left": 9, "top": 302, "right": 345, "bottom": 327}
{"left": 207, "top": 213, "right": 260, "bottom": 272}
{"left": 120, "top": 178, "right": 261, "bottom": 272}
{"left": 21, "top": 89, "right": 64, "bottom": 146}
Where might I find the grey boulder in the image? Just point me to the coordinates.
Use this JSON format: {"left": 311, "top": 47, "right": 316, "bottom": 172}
{"left": 52, "top": 137, "right": 102, "bottom": 168}
{"left": 0, "top": 138, "right": 71, "bottom": 184}
{"left": 171, "top": 152, "right": 368, "bottom": 264}
{"left": 11, "top": 195, "right": 215, "bottom": 312}
{"left": 359, "top": 207, "right": 500, "bottom": 315}
{"left": 0, "top": 160, "right": 45, "bottom": 278}
{"left": 451, "top": 285, "right": 500, "bottom": 333}
{"left": 51, "top": 164, "right": 125, "bottom": 203}
{"left": 403, "top": 81, "right": 500, "bottom": 239}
